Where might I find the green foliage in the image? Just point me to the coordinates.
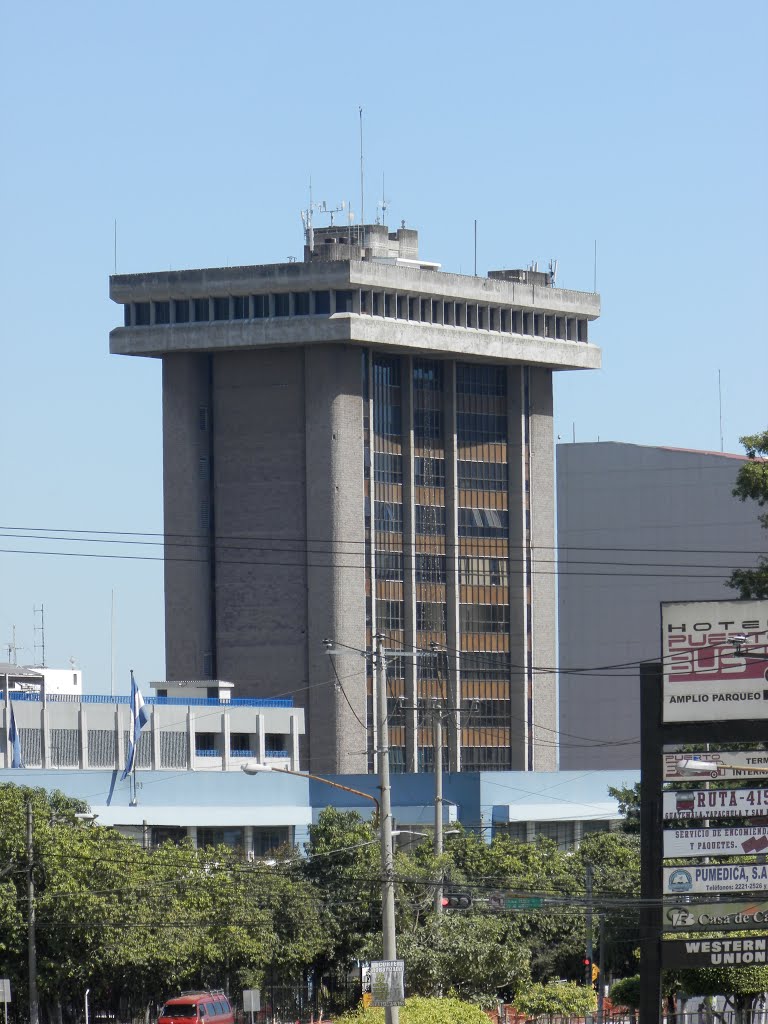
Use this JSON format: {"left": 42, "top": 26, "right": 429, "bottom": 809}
{"left": 607, "top": 783, "right": 641, "bottom": 834}
{"left": 339, "top": 995, "right": 490, "bottom": 1024}
{"left": 609, "top": 975, "right": 640, "bottom": 1010}
{"left": 514, "top": 981, "right": 596, "bottom": 1016}
{"left": 727, "top": 429, "right": 768, "bottom": 598}
{"left": 678, "top": 965, "right": 768, "bottom": 998}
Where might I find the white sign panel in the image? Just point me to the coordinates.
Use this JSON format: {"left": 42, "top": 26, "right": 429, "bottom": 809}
{"left": 242, "top": 991, "right": 260, "bottom": 1013}
{"left": 664, "top": 825, "right": 768, "bottom": 857}
{"left": 370, "top": 960, "right": 405, "bottom": 1007}
{"left": 664, "top": 788, "right": 768, "bottom": 820}
{"left": 663, "top": 751, "right": 768, "bottom": 781}
{"left": 665, "top": 863, "right": 768, "bottom": 895}
{"left": 662, "top": 599, "right": 768, "bottom": 722}
{"left": 0, "top": 980, "right": 10, "bottom": 1002}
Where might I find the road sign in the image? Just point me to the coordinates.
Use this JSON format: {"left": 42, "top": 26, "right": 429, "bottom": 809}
{"left": 664, "top": 900, "right": 768, "bottom": 932}
{"left": 369, "top": 960, "right": 405, "bottom": 1007}
{"left": 662, "top": 599, "right": 768, "bottom": 723}
{"left": 664, "top": 824, "right": 768, "bottom": 857}
{"left": 242, "top": 991, "right": 260, "bottom": 1014}
{"left": 663, "top": 751, "right": 768, "bottom": 781}
{"left": 662, "top": 936, "right": 768, "bottom": 969}
{"left": 663, "top": 788, "right": 768, "bottom": 821}
{"left": 0, "top": 981, "right": 10, "bottom": 1002}
{"left": 488, "top": 891, "right": 543, "bottom": 910}
{"left": 665, "top": 862, "right": 768, "bottom": 895}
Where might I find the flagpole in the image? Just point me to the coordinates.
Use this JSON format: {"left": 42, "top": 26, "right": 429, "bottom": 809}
{"left": 130, "top": 669, "right": 138, "bottom": 806}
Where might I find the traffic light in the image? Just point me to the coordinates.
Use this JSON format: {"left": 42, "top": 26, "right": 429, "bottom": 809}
{"left": 441, "top": 890, "right": 472, "bottom": 910}
{"left": 582, "top": 957, "right": 592, "bottom": 986}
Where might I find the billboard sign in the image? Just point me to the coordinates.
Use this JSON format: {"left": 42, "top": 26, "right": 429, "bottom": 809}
{"left": 663, "top": 751, "right": 768, "bottom": 781}
{"left": 662, "top": 599, "right": 768, "bottom": 723}
{"left": 663, "top": 824, "right": 768, "bottom": 857}
{"left": 664, "top": 862, "right": 768, "bottom": 895}
{"left": 664, "top": 900, "right": 768, "bottom": 932}
{"left": 369, "top": 960, "right": 405, "bottom": 1007}
{"left": 662, "top": 937, "right": 768, "bottom": 969}
{"left": 663, "top": 788, "right": 768, "bottom": 820}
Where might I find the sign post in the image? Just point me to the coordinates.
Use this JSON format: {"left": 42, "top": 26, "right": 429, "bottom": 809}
{"left": 242, "top": 988, "right": 260, "bottom": 1024}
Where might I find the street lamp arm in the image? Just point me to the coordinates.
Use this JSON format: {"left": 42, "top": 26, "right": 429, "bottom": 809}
{"left": 241, "top": 763, "right": 379, "bottom": 816}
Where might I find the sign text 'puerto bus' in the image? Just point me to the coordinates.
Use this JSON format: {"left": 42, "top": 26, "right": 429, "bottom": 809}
{"left": 662, "top": 599, "right": 768, "bottom": 723}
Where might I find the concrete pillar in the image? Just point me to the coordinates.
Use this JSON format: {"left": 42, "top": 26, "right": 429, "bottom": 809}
{"left": 443, "top": 360, "right": 461, "bottom": 771}
{"left": 189, "top": 709, "right": 197, "bottom": 772}
{"left": 151, "top": 705, "right": 160, "bottom": 770}
{"left": 186, "top": 826, "right": 198, "bottom": 848}
{"left": 244, "top": 825, "right": 254, "bottom": 858}
{"left": 506, "top": 366, "right": 529, "bottom": 771}
{"left": 401, "top": 355, "right": 418, "bottom": 773}
{"left": 525, "top": 821, "right": 536, "bottom": 844}
{"left": 222, "top": 710, "right": 230, "bottom": 771}
{"left": 80, "top": 707, "right": 88, "bottom": 769}
{"left": 573, "top": 820, "right": 584, "bottom": 847}
{"left": 41, "top": 703, "right": 50, "bottom": 769}
{"left": 116, "top": 706, "right": 124, "bottom": 773}
{"left": 289, "top": 715, "right": 300, "bottom": 770}
{"left": 256, "top": 713, "right": 266, "bottom": 763}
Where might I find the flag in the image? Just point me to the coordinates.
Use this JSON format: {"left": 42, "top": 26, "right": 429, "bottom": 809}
{"left": 121, "top": 672, "right": 149, "bottom": 780}
{"left": 9, "top": 703, "right": 24, "bottom": 768}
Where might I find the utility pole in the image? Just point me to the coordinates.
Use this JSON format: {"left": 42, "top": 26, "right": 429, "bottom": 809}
{"left": 597, "top": 911, "right": 605, "bottom": 1024}
{"left": 26, "top": 801, "right": 39, "bottom": 1024}
{"left": 433, "top": 703, "right": 444, "bottom": 914}
{"left": 374, "top": 634, "right": 399, "bottom": 1024}
{"left": 585, "top": 861, "right": 593, "bottom": 992}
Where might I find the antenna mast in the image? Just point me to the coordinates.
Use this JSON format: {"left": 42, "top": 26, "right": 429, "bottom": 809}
{"left": 33, "top": 605, "right": 46, "bottom": 667}
{"left": 6, "top": 625, "right": 19, "bottom": 664}
{"left": 359, "top": 106, "right": 365, "bottom": 245}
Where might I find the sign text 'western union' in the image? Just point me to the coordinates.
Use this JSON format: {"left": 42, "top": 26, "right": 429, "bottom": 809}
{"left": 663, "top": 937, "right": 768, "bottom": 968}
{"left": 663, "top": 825, "right": 768, "bottom": 858}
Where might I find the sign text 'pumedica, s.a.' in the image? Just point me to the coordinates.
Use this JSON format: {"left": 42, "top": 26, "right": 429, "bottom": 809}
{"left": 664, "top": 862, "right": 768, "bottom": 895}
{"left": 662, "top": 599, "right": 768, "bottom": 723}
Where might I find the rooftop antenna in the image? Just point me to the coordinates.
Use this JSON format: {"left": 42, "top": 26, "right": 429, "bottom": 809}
{"left": 718, "top": 369, "right": 724, "bottom": 452}
{"left": 6, "top": 625, "right": 19, "bottom": 664}
{"left": 377, "top": 173, "right": 390, "bottom": 225}
{"left": 548, "top": 258, "right": 558, "bottom": 286}
{"left": 33, "top": 605, "right": 45, "bottom": 668}
{"left": 359, "top": 106, "right": 365, "bottom": 244}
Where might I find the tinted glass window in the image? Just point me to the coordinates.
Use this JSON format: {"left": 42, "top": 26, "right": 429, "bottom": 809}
{"left": 274, "top": 293, "right": 289, "bottom": 316}
{"left": 154, "top": 301, "right": 170, "bottom": 325}
{"left": 174, "top": 300, "right": 190, "bottom": 323}
{"left": 161, "top": 1006, "right": 196, "bottom": 1019}
{"left": 134, "top": 302, "right": 150, "bottom": 326}
{"left": 313, "top": 290, "right": 330, "bottom": 314}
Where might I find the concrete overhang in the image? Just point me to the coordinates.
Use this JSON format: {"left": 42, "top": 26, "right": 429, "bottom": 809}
{"left": 89, "top": 804, "right": 313, "bottom": 828}
{"left": 492, "top": 802, "right": 622, "bottom": 823}
{"left": 110, "top": 317, "right": 601, "bottom": 371}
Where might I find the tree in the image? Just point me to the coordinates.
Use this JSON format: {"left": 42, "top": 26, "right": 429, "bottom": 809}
{"left": 514, "top": 981, "right": 596, "bottom": 1017}
{"left": 607, "top": 783, "right": 641, "bottom": 834}
{"left": 338, "top": 996, "right": 491, "bottom": 1024}
{"left": 727, "top": 429, "right": 768, "bottom": 599}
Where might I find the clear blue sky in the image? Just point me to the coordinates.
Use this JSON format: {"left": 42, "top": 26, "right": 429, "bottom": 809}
{"left": 1, "top": 0, "right": 765, "bottom": 692}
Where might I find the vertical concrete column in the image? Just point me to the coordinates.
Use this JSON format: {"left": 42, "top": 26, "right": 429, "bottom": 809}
{"left": 151, "top": 705, "right": 160, "bottom": 770}
{"left": 443, "top": 360, "right": 461, "bottom": 771}
{"left": 255, "top": 713, "right": 266, "bottom": 764}
{"left": 304, "top": 344, "right": 367, "bottom": 773}
{"left": 186, "top": 826, "right": 198, "bottom": 848}
{"left": 244, "top": 825, "right": 254, "bottom": 858}
{"left": 222, "top": 710, "right": 230, "bottom": 771}
{"left": 116, "top": 706, "right": 124, "bottom": 773}
{"left": 401, "top": 355, "right": 418, "bottom": 773}
{"left": 525, "top": 821, "right": 536, "bottom": 844}
{"left": 41, "top": 702, "right": 50, "bottom": 769}
{"left": 527, "top": 368, "right": 557, "bottom": 771}
{"left": 352, "top": 288, "right": 361, "bottom": 314}
{"left": 289, "top": 715, "right": 300, "bottom": 770}
{"left": 80, "top": 707, "right": 88, "bottom": 769}
{"left": 189, "top": 709, "right": 197, "bottom": 772}
{"left": 506, "top": 366, "right": 529, "bottom": 771}
{"left": 574, "top": 820, "right": 584, "bottom": 847}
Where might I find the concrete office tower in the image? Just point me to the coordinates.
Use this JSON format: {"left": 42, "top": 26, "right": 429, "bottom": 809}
{"left": 557, "top": 442, "right": 766, "bottom": 770}
{"left": 110, "top": 222, "right": 601, "bottom": 773}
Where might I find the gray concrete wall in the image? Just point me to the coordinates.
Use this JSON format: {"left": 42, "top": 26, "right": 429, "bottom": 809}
{"left": 557, "top": 442, "right": 765, "bottom": 769}
{"left": 304, "top": 345, "right": 367, "bottom": 774}
{"left": 163, "top": 354, "right": 214, "bottom": 679}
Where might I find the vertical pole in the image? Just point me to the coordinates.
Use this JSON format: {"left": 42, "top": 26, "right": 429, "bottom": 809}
{"left": 639, "top": 663, "right": 663, "bottom": 1024}
{"left": 597, "top": 912, "right": 605, "bottom": 1024}
{"left": 374, "top": 634, "right": 399, "bottom": 1024}
{"left": 473, "top": 220, "right": 477, "bottom": 277}
{"left": 433, "top": 708, "right": 444, "bottom": 914}
{"left": 585, "top": 862, "right": 593, "bottom": 990}
{"left": 26, "top": 800, "right": 39, "bottom": 1024}
{"left": 85, "top": 988, "right": 90, "bottom": 1024}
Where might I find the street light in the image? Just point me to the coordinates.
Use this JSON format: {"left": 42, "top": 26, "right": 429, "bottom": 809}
{"left": 241, "top": 762, "right": 380, "bottom": 817}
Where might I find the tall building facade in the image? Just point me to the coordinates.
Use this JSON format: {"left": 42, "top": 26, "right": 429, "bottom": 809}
{"left": 557, "top": 441, "right": 766, "bottom": 770}
{"left": 110, "top": 223, "right": 601, "bottom": 773}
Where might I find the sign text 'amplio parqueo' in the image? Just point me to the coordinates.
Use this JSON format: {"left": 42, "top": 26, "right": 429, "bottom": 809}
{"left": 662, "top": 599, "right": 768, "bottom": 723}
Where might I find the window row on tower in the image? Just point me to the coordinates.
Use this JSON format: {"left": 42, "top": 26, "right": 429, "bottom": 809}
{"left": 122, "top": 289, "right": 590, "bottom": 342}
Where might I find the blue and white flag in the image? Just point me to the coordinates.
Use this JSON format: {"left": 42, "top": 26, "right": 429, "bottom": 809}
{"left": 9, "top": 703, "right": 24, "bottom": 768}
{"left": 121, "top": 672, "right": 149, "bottom": 780}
